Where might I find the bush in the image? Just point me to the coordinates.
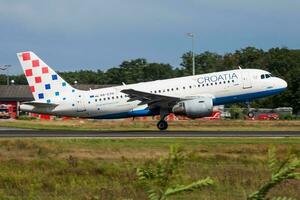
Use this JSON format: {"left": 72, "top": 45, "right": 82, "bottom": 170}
{"left": 247, "top": 147, "right": 300, "bottom": 200}
{"left": 137, "top": 146, "right": 214, "bottom": 200}
{"left": 229, "top": 105, "right": 244, "bottom": 119}
{"left": 17, "top": 115, "right": 37, "bottom": 120}
{"left": 279, "top": 114, "right": 293, "bottom": 120}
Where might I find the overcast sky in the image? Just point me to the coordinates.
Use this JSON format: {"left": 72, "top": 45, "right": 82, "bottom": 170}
{"left": 1, "top": 0, "right": 300, "bottom": 74}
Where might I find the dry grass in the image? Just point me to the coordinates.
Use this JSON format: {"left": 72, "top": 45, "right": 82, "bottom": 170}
{"left": 1, "top": 119, "right": 300, "bottom": 131}
{"left": 0, "top": 138, "right": 299, "bottom": 199}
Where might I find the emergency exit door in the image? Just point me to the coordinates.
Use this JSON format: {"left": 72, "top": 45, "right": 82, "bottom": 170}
{"left": 76, "top": 94, "right": 86, "bottom": 112}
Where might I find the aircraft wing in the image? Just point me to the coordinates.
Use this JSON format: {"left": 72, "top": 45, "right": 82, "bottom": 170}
{"left": 121, "top": 89, "right": 180, "bottom": 108}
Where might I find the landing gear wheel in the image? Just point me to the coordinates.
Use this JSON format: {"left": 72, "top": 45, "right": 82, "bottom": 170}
{"left": 248, "top": 111, "right": 255, "bottom": 118}
{"left": 157, "top": 120, "right": 168, "bottom": 131}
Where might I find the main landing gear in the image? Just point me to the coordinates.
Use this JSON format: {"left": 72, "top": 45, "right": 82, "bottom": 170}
{"left": 157, "top": 107, "right": 169, "bottom": 131}
{"left": 157, "top": 120, "right": 168, "bottom": 130}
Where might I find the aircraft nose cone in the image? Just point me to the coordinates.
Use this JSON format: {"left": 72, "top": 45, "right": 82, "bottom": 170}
{"left": 281, "top": 79, "right": 288, "bottom": 88}
{"left": 278, "top": 78, "right": 287, "bottom": 89}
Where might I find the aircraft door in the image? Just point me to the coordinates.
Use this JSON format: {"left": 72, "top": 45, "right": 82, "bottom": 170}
{"left": 241, "top": 70, "right": 252, "bottom": 89}
{"left": 76, "top": 93, "right": 86, "bottom": 112}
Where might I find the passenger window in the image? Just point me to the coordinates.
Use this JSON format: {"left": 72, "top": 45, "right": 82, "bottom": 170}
{"left": 189, "top": 86, "right": 192, "bottom": 89}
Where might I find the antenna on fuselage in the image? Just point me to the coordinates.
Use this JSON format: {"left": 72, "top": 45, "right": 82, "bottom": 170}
{"left": 122, "top": 82, "right": 126, "bottom": 86}
{"left": 238, "top": 66, "right": 242, "bottom": 69}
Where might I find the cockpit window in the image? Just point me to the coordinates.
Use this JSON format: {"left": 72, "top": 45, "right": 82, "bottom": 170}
{"left": 261, "top": 74, "right": 273, "bottom": 79}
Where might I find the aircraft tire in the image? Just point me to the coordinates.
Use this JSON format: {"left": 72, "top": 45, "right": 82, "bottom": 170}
{"left": 248, "top": 111, "right": 255, "bottom": 118}
{"left": 157, "top": 120, "right": 168, "bottom": 130}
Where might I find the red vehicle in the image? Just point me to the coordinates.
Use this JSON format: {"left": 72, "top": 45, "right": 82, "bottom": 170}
{"left": 257, "top": 113, "right": 279, "bottom": 120}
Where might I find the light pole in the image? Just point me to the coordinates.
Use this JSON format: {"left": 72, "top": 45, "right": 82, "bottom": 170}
{"left": 186, "top": 33, "right": 195, "bottom": 75}
{"left": 0, "top": 65, "right": 11, "bottom": 85}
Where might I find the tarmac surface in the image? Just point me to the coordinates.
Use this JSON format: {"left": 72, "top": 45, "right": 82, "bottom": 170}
{"left": 0, "top": 129, "right": 300, "bottom": 137}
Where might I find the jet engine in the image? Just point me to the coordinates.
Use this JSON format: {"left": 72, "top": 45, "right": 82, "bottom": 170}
{"left": 172, "top": 97, "right": 213, "bottom": 118}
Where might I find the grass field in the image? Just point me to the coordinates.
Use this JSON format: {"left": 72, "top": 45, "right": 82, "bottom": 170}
{"left": 1, "top": 119, "right": 300, "bottom": 131}
{"left": 0, "top": 138, "right": 299, "bottom": 199}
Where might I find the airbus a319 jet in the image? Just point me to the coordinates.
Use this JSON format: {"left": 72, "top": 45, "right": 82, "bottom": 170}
{"left": 17, "top": 52, "right": 287, "bottom": 130}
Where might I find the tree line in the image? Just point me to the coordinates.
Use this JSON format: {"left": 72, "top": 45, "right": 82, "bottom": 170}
{"left": 1, "top": 47, "right": 299, "bottom": 113}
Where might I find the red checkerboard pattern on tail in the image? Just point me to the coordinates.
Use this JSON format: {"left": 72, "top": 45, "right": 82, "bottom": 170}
{"left": 17, "top": 51, "right": 77, "bottom": 103}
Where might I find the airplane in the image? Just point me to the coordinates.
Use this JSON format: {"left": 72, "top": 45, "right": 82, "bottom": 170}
{"left": 17, "top": 51, "right": 287, "bottom": 130}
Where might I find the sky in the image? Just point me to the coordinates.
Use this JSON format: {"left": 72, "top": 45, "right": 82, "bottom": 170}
{"left": 0, "top": 0, "right": 300, "bottom": 75}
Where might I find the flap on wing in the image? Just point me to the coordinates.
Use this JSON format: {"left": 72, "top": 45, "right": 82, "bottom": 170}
{"left": 121, "top": 89, "right": 179, "bottom": 107}
{"left": 22, "top": 101, "right": 59, "bottom": 108}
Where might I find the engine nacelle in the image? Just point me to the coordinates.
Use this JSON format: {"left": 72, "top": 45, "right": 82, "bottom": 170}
{"left": 172, "top": 97, "right": 213, "bottom": 118}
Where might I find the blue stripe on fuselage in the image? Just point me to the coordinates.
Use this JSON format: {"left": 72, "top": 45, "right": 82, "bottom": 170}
{"left": 93, "top": 88, "right": 286, "bottom": 119}
{"left": 213, "top": 87, "right": 286, "bottom": 105}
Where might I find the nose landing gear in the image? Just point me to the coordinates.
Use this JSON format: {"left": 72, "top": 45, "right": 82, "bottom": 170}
{"left": 246, "top": 101, "right": 255, "bottom": 118}
{"left": 247, "top": 111, "right": 255, "bottom": 118}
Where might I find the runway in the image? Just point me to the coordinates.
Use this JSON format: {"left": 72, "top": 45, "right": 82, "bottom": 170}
{"left": 0, "top": 129, "right": 300, "bottom": 137}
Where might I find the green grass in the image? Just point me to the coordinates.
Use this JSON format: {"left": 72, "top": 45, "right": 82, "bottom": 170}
{"left": 1, "top": 119, "right": 300, "bottom": 131}
{"left": 0, "top": 138, "right": 299, "bottom": 199}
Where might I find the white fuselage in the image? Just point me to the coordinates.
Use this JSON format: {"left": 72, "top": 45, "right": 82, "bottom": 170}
{"left": 21, "top": 68, "right": 287, "bottom": 118}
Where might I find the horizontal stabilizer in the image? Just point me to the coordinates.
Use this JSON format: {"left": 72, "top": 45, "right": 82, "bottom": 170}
{"left": 22, "top": 101, "right": 58, "bottom": 107}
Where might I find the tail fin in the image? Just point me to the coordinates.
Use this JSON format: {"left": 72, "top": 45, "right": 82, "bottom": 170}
{"left": 17, "top": 51, "right": 77, "bottom": 104}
